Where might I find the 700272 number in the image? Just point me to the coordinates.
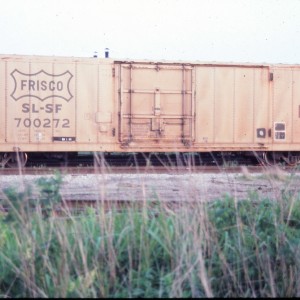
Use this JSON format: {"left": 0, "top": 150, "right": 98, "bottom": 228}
{"left": 14, "top": 118, "right": 70, "bottom": 128}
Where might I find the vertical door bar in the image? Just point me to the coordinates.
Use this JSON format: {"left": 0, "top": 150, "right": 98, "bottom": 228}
{"left": 129, "top": 64, "right": 133, "bottom": 141}
{"left": 182, "top": 65, "right": 186, "bottom": 141}
{"left": 118, "top": 64, "right": 123, "bottom": 142}
{"left": 154, "top": 89, "right": 161, "bottom": 116}
{"left": 191, "top": 67, "right": 195, "bottom": 141}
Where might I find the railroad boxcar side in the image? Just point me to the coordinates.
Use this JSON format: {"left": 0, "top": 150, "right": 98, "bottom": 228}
{"left": 194, "top": 65, "right": 270, "bottom": 149}
{"left": 115, "top": 62, "right": 271, "bottom": 151}
{"left": 1, "top": 54, "right": 300, "bottom": 167}
{"left": 0, "top": 55, "right": 116, "bottom": 154}
{"left": 114, "top": 60, "right": 300, "bottom": 164}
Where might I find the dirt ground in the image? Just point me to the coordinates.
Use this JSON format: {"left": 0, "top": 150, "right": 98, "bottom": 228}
{"left": 1, "top": 166, "right": 300, "bottom": 203}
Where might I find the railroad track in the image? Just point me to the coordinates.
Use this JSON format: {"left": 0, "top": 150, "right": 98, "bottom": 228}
{"left": 0, "top": 165, "right": 272, "bottom": 175}
{"left": 1, "top": 151, "right": 299, "bottom": 217}
{"left": 1, "top": 164, "right": 300, "bottom": 216}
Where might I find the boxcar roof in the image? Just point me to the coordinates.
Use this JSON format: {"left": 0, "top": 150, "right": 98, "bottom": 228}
{"left": 0, "top": 54, "right": 299, "bottom": 68}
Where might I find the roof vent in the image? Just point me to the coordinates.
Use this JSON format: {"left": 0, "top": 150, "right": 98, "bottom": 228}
{"left": 105, "top": 48, "right": 109, "bottom": 58}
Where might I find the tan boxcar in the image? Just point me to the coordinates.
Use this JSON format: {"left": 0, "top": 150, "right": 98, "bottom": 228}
{"left": 1, "top": 54, "right": 300, "bottom": 165}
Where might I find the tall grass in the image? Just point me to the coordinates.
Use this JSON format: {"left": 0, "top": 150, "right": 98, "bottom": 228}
{"left": 1, "top": 169, "right": 300, "bottom": 297}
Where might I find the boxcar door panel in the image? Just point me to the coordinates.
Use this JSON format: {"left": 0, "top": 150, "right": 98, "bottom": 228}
{"left": 118, "top": 63, "right": 195, "bottom": 147}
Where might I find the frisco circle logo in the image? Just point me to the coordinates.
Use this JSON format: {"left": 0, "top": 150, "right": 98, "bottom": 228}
{"left": 10, "top": 69, "right": 73, "bottom": 101}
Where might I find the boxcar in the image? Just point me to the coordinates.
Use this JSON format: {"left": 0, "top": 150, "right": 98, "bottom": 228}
{"left": 1, "top": 54, "right": 300, "bottom": 166}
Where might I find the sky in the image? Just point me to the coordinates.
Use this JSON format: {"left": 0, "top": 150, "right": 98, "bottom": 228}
{"left": 0, "top": 0, "right": 300, "bottom": 64}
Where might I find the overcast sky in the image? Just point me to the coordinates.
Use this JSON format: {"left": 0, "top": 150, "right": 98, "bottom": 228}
{"left": 1, "top": 0, "right": 300, "bottom": 64}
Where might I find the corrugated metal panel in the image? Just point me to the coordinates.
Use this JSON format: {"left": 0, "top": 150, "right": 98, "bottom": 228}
{"left": 292, "top": 70, "right": 300, "bottom": 143}
{"left": 214, "top": 67, "right": 235, "bottom": 143}
{"left": 76, "top": 63, "right": 98, "bottom": 143}
{"left": 0, "top": 61, "right": 5, "bottom": 144}
{"left": 234, "top": 68, "right": 254, "bottom": 143}
{"left": 253, "top": 67, "right": 270, "bottom": 144}
{"left": 273, "top": 68, "right": 292, "bottom": 143}
{"left": 6, "top": 61, "right": 30, "bottom": 144}
{"left": 195, "top": 67, "right": 215, "bottom": 144}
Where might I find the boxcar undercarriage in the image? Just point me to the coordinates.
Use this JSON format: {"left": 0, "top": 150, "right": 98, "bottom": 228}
{"left": 1, "top": 150, "right": 300, "bottom": 168}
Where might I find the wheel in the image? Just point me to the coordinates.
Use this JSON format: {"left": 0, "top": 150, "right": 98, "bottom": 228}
{"left": 262, "top": 152, "right": 280, "bottom": 166}
{"left": 5, "top": 152, "right": 28, "bottom": 168}
{"left": 281, "top": 152, "right": 300, "bottom": 167}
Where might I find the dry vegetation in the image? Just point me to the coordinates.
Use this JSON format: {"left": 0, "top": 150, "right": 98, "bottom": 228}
{"left": 1, "top": 161, "right": 300, "bottom": 298}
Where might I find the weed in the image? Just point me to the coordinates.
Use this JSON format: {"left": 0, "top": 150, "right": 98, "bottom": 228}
{"left": 1, "top": 172, "right": 300, "bottom": 297}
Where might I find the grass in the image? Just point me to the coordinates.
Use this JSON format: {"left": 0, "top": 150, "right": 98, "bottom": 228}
{"left": 1, "top": 168, "right": 300, "bottom": 297}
